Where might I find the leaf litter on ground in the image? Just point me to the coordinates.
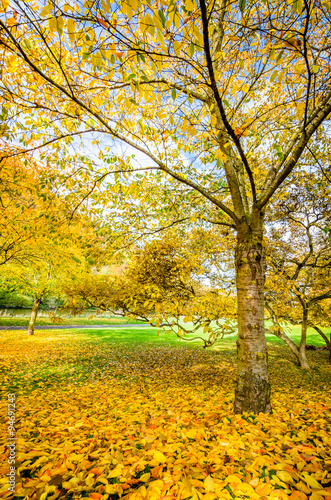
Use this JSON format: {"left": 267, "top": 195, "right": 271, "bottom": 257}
{"left": 0, "top": 330, "right": 330, "bottom": 500}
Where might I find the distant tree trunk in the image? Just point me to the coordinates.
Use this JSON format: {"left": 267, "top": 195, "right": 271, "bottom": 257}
{"left": 27, "top": 298, "right": 42, "bottom": 336}
{"left": 269, "top": 327, "right": 310, "bottom": 369}
{"left": 298, "top": 308, "right": 310, "bottom": 369}
{"left": 311, "top": 324, "right": 331, "bottom": 362}
{"left": 234, "top": 218, "right": 272, "bottom": 414}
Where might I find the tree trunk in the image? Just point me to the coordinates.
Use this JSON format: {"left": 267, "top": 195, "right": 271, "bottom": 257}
{"left": 234, "top": 222, "right": 272, "bottom": 414}
{"left": 310, "top": 324, "right": 331, "bottom": 363}
{"left": 298, "top": 308, "right": 310, "bottom": 369}
{"left": 266, "top": 324, "right": 310, "bottom": 369}
{"left": 27, "top": 298, "right": 41, "bottom": 336}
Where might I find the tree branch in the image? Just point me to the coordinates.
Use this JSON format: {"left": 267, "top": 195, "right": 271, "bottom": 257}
{"left": 198, "top": 0, "right": 256, "bottom": 203}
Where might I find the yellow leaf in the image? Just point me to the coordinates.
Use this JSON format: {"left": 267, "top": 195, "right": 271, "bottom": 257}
{"left": 1, "top": 0, "right": 9, "bottom": 12}
{"left": 289, "top": 491, "right": 308, "bottom": 500}
{"left": 278, "top": 471, "right": 293, "bottom": 483}
{"left": 294, "top": 64, "right": 306, "bottom": 75}
{"left": 153, "top": 11, "right": 163, "bottom": 31}
{"left": 140, "top": 472, "right": 150, "bottom": 482}
{"left": 242, "top": 83, "right": 250, "bottom": 93}
{"left": 255, "top": 483, "right": 274, "bottom": 496}
{"left": 225, "top": 475, "right": 242, "bottom": 484}
{"left": 297, "top": 461, "right": 306, "bottom": 472}
{"left": 296, "top": 481, "right": 311, "bottom": 494}
{"left": 186, "top": 429, "right": 197, "bottom": 439}
{"left": 85, "top": 474, "right": 94, "bottom": 487}
{"left": 173, "top": 10, "right": 180, "bottom": 28}
{"left": 310, "top": 494, "right": 324, "bottom": 500}
{"left": 62, "top": 481, "right": 73, "bottom": 489}
{"left": 157, "top": 29, "right": 165, "bottom": 47}
{"left": 210, "top": 115, "right": 217, "bottom": 126}
{"left": 181, "top": 477, "right": 192, "bottom": 493}
{"left": 204, "top": 475, "right": 215, "bottom": 492}
{"left": 108, "top": 466, "right": 123, "bottom": 478}
{"left": 106, "top": 484, "right": 119, "bottom": 494}
{"left": 154, "top": 451, "right": 167, "bottom": 463}
{"left": 97, "top": 475, "right": 108, "bottom": 485}
{"left": 185, "top": 0, "right": 195, "bottom": 11}
{"left": 39, "top": 474, "right": 51, "bottom": 482}
{"left": 122, "top": 2, "right": 133, "bottom": 19}
{"left": 48, "top": 16, "right": 57, "bottom": 32}
{"left": 301, "top": 473, "right": 322, "bottom": 489}
{"left": 173, "top": 41, "right": 181, "bottom": 56}
{"left": 67, "top": 19, "right": 76, "bottom": 43}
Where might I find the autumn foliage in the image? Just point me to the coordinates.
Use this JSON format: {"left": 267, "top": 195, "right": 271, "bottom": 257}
{"left": 63, "top": 234, "right": 237, "bottom": 348}
{"left": 1, "top": 0, "right": 331, "bottom": 412}
{"left": 0, "top": 330, "right": 331, "bottom": 500}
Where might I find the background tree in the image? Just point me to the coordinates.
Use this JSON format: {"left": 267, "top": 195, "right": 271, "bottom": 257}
{"left": 1, "top": 0, "right": 331, "bottom": 412}
{"left": 265, "top": 171, "right": 331, "bottom": 367}
{"left": 1, "top": 232, "right": 90, "bottom": 334}
{"left": 64, "top": 230, "right": 237, "bottom": 348}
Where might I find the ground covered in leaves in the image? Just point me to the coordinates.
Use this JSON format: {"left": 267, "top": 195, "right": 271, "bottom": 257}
{"left": 0, "top": 329, "right": 330, "bottom": 500}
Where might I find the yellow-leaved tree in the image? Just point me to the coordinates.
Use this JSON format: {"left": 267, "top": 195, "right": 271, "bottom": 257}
{"left": 64, "top": 229, "right": 237, "bottom": 347}
{"left": 265, "top": 170, "right": 331, "bottom": 367}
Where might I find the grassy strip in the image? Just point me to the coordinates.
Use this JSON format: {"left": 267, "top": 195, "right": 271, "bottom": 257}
{"left": 0, "top": 316, "right": 147, "bottom": 327}
{"left": 1, "top": 316, "right": 328, "bottom": 347}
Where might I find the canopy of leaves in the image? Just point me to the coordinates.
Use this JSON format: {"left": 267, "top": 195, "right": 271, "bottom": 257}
{"left": 265, "top": 170, "right": 331, "bottom": 333}
{"left": 0, "top": 0, "right": 330, "bottom": 238}
{"left": 64, "top": 231, "right": 237, "bottom": 347}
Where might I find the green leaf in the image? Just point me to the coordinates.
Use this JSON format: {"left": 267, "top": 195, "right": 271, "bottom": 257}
{"left": 158, "top": 9, "right": 166, "bottom": 27}
{"left": 239, "top": 0, "right": 246, "bottom": 12}
{"left": 0, "top": 106, "right": 8, "bottom": 120}
{"left": 171, "top": 88, "right": 177, "bottom": 101}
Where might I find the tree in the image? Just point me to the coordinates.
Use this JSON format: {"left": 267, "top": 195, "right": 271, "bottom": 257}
{"left": 1, "top": 0, "right": 331, "bottom": 412}
{"left": 64, "top": 230, "right": 237, "bottom": 347}
{"left": 0, "top": 143, "right": 57, "bottom": 266}
{"left": 265, "top": 171, "right": 331, "bottom": 367}
{"left": 1, "top": 231, "right": 91, "bottom": 334}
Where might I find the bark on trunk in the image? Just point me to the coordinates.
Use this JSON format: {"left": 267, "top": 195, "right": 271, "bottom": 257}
{"left": 27, "top": 298, "right": 41, "bottom": 336}
{"left": 234, "top": 223, "right": 271, "bottom": 414}
{"left": 298, "top": 308, "right": 310, "bottom": 369}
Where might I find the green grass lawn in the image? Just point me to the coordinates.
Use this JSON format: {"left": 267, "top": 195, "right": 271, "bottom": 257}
{"left": 0, "top": 315, "right": 147, "bottom": 327}
{"left": 1, "top": 314, "right": 328, "bottom": 348}
{"left": 81, "top": 323, "right": 327, "bottom": 346}
{"left": 145, "top": 319, "right": 329, "bottom": 348}
{"left": 1, "top": 324, "right": 330, "bottom": 398}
